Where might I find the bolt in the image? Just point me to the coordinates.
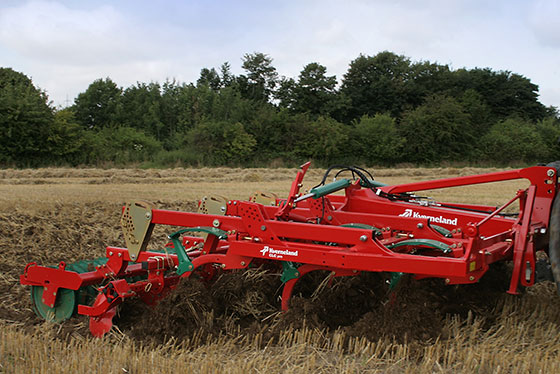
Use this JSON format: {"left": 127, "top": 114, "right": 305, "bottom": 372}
{"left": 254, "top": 238, "right": 261, "bottom": 242}
{"left": 188, "top": 265, "right": 193, "bottom": 270}
{"left": 469, "top": 276, "right": 475, "bottom": 281}
{"left": 118, "top": 253, "right": 122, "bottom": 257}
{"left": 241, "top": 261, "right": 246, "bottom": 266}
{"left": 213, "top": 219, "right": 220, "bottom": 227}
{"left": 445, "top": 278, "right": 450, "bottom": 284}
{"left": 145, "top": 212, "right": 151, "bottom": 219}
{"left": 221, "top": 264, "right": 226, "bottom": 268}
{"left": 547, "top": 169, "right": 555, "bottom": 177}
{"left": 156, "top": 271, "right": 160, "bottom": 275}
{"left": 295, "top": 272, "right": 299, "bottom": 277}
{"left": 417, "top": 223, "right": 423, "bottom": 229}
{"left": 131, "top": 254, "right": 136, "bottom": 260}
{"left": 359, "top": 235, "right": 367, "bottom": 242}
{"left": 261, "top": 225, "right": 267, "bottom": 231}
{"left": 109, "top": 251, "right": 113, "bottom": 256}
{"left": 327, "top": 215, "right": 332, "bottom": 221}
{"left": 233, "top": 201, "right": 237, "bottom": 205}
{"left": 53, "top": 292, "right": 56, "bottom": 295}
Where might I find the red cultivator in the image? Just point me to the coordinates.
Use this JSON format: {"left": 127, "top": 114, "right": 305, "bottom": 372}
{"left": 20, "top": 162, "right": 560, "bottom": 336}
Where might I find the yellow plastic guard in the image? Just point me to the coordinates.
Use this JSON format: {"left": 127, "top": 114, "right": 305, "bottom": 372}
{"left": 120, "top": 201, "right": 154, "bottom": 261}
{"left": 198, "top": 195, "right": 228, "bottom": 215}
{"left": 249, "top": 191, "right": 278, "bottom": 206}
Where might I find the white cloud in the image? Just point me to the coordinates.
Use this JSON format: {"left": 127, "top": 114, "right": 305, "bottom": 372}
{"left": 0, "top": 1, "right": 191, "bottom": 105}
{"left": 529, "top": 0, "right": 560, "bottom": 48}
{"left": 0, "top": 1, "right": 138, "bottom": 64}
{"left": 0, "top": 0, "right": 558, "bottom": 108}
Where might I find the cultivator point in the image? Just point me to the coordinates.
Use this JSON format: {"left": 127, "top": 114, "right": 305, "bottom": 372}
{"left": 20, "top": 162, "right": 560, "bottom": 336}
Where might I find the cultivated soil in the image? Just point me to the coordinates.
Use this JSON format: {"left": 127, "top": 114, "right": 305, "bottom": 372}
{"left": 1, "top": 167, "right": 559, "bottom": 373}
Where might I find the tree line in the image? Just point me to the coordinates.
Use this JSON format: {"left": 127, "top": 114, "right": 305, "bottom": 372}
{"left": 1, "top": 51, "right": 559, "bottom": 168}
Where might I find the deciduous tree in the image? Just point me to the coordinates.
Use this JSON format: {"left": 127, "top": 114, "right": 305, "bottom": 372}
{"left": 74, "top": 78, "right": 122, "bottom": 129}
{"left": 0, "top": 68, "right": 53, "bottom": 164}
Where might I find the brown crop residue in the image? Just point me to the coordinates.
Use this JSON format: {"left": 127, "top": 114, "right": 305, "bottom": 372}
{"left": 1, "top": 167, "right": 559, "bottom": 373}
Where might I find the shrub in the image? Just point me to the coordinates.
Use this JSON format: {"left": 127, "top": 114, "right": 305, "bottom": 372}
{"left": 480, "top": 118, "right": 547, "bottom": 163}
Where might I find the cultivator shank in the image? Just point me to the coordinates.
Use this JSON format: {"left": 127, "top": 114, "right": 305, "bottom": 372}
{"left": 20, "top": 162, "right": 560, "bottom": 336}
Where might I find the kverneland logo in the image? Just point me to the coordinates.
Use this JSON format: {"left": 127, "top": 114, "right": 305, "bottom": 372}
{"left": 260, "top": 245, "right": 298, "bottom": 259}
{"left": 398, "top": 208, "right": 457, "bottom": 225}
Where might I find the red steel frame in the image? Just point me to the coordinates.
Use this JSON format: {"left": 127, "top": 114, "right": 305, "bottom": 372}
{"left": 20, "top": 164, "right": 559, "bottom": 336}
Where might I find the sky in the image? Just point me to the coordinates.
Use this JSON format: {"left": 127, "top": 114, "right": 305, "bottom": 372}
{"left": 0, "top": 0, "right": 559, "bottom": 109}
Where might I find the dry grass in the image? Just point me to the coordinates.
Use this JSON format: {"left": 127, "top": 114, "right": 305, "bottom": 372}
{"left": 0, "top": 166, "right": 558, "bottom": 373}
{"left": 2, "top": 291, "right": 559, "bottom": 373}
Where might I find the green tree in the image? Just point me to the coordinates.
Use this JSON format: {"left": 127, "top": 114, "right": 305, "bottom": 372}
{"left": 535, "top": 117, "right": 560, "bottom": 162}
{"left": 275, "top": 77, "right": 298, "bottom": 110}
{"left": 197, "top": 62, "right": 235, "bottom": 91}
{"left": 458, "top": 89, "right": 492, "bottom": 135}
{"left": 239, "top": 52, "right": 278, "bottom": 102}
{"left": 340, "top": 51, "right": 412, "bottom": 121}
{"left": 47, "top": 109, "right": 84, "bottom": 163}
{"left": 219, "top": 62, "right": 235, "bottom": 88}
{"left": 175, "top": 83, "right": 215, "bottom": 130}
{"left": 244, "top": 106, "right": 310, "bottom": 162}
{"left": 209, "top": 86, "right": 255, "bottom": 123}
{"left": 188, "top": 121, "right": 256, "bottom": 165}
{"left": 293, "top": 116, "right": 349, "bottom": 164}
{"left": 118, "top": 82, "right": 164, "bottom": 139}
{"left": 399, "top": 95, "right": 471, "bottom": 163}
{"left": 451, "top": 68, "right": 547, "bottom": 122}
{"left": 481, "top": 118, "right": 547, "bottom": 163}
{"left": 352, "top": 114, "right": 405, "bottom": 165}
{"left": 278, "top": 62, "right": 338, "bottom": 116}
{"left": 80, "top": 126, "right": 162, "bottom": 165}
{"left": 408, "top": 61, "right": 452, "bottom": 107}
{"left": 74, "top": 78, "right": 122, "bottom": 129}
{"left": 160, "top": 79, "right": 184, "bottom": 148}
{"left": 0, "top": 68, "right": 54, "bottom": 165}
{"left": 197, "top": 67, "right": 221, "bottom": 91}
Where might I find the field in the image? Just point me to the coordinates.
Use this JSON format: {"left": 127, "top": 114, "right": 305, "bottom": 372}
{"left": 1, "top": 166, "right": 559, "bottom": 373}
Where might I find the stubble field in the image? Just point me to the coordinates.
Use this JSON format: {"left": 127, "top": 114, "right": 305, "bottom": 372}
{"left": 0, "top": 166, "right": 559, "bottom": 373}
